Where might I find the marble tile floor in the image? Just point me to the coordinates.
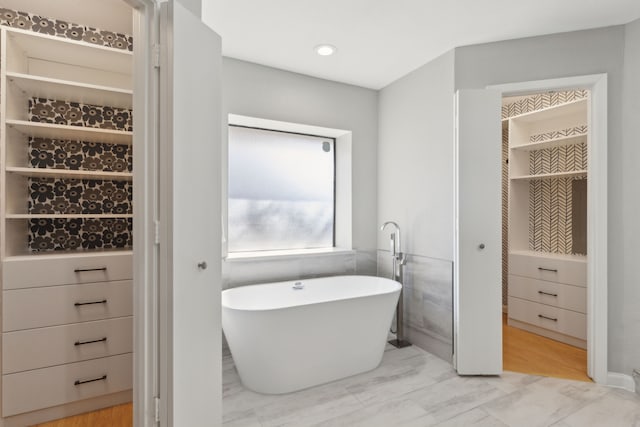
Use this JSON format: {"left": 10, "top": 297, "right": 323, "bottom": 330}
{"left": 223, "top": 344, "right": 640, "bottom": 427}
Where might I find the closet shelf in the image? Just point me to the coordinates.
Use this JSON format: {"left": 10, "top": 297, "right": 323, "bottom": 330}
{"left": 7, "top": 72, "right": 132, "bottom": 109}
{"left": 3, "top": 249, "right": 134, "bottom": 262}
{"left": 6, "top": 166, "right": 132, "bottom": 181}
{"left": 6, "top": 120, "right": 132, "bottom": 145}
{"left": 508, "top": 99, "right": 587, "bottom": 124}
{"left": 510, "top": 133, "right": 587, "bottom": 152}
{"left": 6, "top": 214, "right": 133, "bottom": 219}
{"left": 4, "top": 26, "right": 132, "bottom": 76}
{"left": 510, "top": 170, "right": 587, "bottom": 181}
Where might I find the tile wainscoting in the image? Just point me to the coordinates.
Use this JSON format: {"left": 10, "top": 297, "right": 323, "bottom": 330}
{"left": 377, "top": 251, "right": 453, "bottom": 362}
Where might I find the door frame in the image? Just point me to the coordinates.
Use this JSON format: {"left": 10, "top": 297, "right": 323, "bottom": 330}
{"left": 487, "top": 74, "right": 608, "bottom": 384}
{"left": 128, "top": 0, "right": 160, "bottom": 425}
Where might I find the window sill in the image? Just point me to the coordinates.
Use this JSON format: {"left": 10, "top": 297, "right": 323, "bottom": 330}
{"left": 224, "top": 247, "right": 355, "bottom": 262}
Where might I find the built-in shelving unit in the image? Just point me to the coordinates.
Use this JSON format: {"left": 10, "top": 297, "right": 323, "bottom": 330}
{"left": 506, "top": 93, "right": 589, "bottom": 349}
{"left": 0, "top": 17, "right": 134, "bottom": 421}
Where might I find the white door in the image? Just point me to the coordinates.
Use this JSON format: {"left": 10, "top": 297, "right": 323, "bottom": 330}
{"left": 453, "top": 89, "right": 502, "bottom": 375}
{"left": 159, "top": 2, "right": 222, "bottom": 425}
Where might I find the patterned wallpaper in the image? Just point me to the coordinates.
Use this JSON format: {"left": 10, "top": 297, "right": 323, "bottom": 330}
{"left": 29, "top": 98, "right": 133, "bottom": 132}
{"left": 0, "top": 8, "right": 132, "bottom": 51}
{"left": 501, "top": 90, "right": 589, "bottom": 119}
{"left": 29, "top": 218, "right": 132, "bottom": 251}
{"left": 25, "top": 98, "right": 133, "bottom": 252}
{"left": 502, "top": 90, "right": 589, "bottom": 305}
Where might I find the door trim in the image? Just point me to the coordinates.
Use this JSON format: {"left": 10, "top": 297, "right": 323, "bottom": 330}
{"left": 128, "top": 0, "right": 160, "bottom": 426}
{"left": 488, "top": 74, "right": 608, "bottom": 384}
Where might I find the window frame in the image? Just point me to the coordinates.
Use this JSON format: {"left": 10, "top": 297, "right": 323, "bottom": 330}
{"left": 227, "top": 123, "right": 337, "bottom": 253}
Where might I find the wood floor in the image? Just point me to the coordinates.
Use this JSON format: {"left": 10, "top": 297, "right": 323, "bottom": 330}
{"left": 503, "top": 314, "right": 590, "bottom": 382}
{"left": 32, "top": 403, "right": 132, "bottom": 427}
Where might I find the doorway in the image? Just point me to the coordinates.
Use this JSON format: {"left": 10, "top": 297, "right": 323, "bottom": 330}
{"left": 501, "top": 90, "right": 590, "bottom": 382}
{"left": 454, "top": 74, "right": 608, "bottom": 385}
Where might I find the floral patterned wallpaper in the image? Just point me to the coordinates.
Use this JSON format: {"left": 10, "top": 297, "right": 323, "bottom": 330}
{"left": 29, "top": 98, "right": 133, "bottom": 132}
{"left": 24, "top": 96, "right": 133, "bottom": 252}
{"left": 29, "top": 217, "right": 132, "bottom": 251}
{"left": 0, "top": 8, "right": 132, "bottom": 51}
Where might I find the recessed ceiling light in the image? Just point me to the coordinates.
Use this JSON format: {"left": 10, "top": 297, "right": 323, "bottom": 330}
{"left": 315, "top": 44, "right": 336, "bottom": 56}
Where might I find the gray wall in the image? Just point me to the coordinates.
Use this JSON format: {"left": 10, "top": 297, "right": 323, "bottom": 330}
{"left": 454, "top": 25, "right": 639, "bottom": 376}
{"left": 378, "top": 51, "right": 455, "bottom": 260}
{"left": 221, "top": 58, "right": 379, "bottom": 287}
{"left": 622, "top": 18, "right": 640, "bottom": 378}
{"left": 176, "top": 0, "right": 200, "bottom": 17}
{"left": 377, "top": 51, "right": 455, "bottom": 360}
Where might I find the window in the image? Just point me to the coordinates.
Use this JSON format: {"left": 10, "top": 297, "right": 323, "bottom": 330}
{"left": 228, "top": 125, "right": 335, "bottom": 253}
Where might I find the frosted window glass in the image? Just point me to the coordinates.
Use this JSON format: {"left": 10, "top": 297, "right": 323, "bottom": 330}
{"left": 228, "top": 126, "right": 335, "bottom": 252}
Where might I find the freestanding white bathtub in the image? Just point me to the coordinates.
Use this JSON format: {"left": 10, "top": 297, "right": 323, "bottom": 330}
{"left": 221, "top": 275, "right": 401, "bottom": 394}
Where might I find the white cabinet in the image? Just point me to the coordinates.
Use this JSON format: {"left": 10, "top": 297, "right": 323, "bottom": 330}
{"left": 0, "top": 20, "right": 134, "bottom": 419}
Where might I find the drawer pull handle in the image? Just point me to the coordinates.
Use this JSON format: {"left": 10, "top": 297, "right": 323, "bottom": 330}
{"left": 538, "top": 267, "right": 558, "bottom": 273}
{"left": 74, "top": 375, "right": 107, "bottom": 386}
{"left": 74, "top": 299, "right": 107, "bottom": 307}
{"left": 538, "top": 291, "right": 558, "bottom": 297}
{"left": 538, "top": 314, "right": 558, "bottom": 322}
{"left": 74, "top": 267, "right": 107, "bottom": 273}
{"left": 75, "top": 337, "right": 107, "bottom": 346}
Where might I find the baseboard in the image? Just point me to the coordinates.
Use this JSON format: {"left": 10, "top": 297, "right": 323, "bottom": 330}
{"left": 607, "top": 372, "right": 636, "bottom": 393}
{"left": 502, "top": 304, "right": 508, "bottom": 314}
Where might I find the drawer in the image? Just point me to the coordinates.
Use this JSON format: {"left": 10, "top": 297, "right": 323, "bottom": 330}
{"left": 2, "top": 353, "right": 132, "bottom": 417}
{"left": 3, "top": 280, "right": 132, "bottom": 332}
{"left": 508, "top": 275, "right": 586, "bottom": 313}
{"left": 508, "top": 296, "right": 586, "bottom": 340}
{"left": 2, "top": 251, "right": 132, "bottom": 290}
{"left": 3, "top": 317, "right": 132, "bottom": 374}
{"left": 509, "top": 252, "right": 586, "bottom": 287}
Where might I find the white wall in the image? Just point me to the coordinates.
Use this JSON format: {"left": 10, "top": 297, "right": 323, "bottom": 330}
{"left": 453, "top": 26, "right": 633, "bottom": 375}
{"left": 378, "top": 51, "right": 455, "bottom": 260}
{"left": 622, "top": 18, "right": 640, "bottom": 379}
{"left": 221, "top": 58, "right": 379, "bottom": 286}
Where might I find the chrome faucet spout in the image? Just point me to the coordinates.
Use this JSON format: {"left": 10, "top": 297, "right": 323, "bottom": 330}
{"left": 380, "top": 221, "right": 401, "bottom": 257}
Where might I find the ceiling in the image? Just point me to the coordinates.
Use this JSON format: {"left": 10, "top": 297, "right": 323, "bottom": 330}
{"left": 202, "top": 0, "right": 640, "bottom": 90}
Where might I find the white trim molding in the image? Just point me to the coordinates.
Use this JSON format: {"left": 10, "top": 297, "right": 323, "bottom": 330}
{"left": 489, "top": 74, "right": 608, "bottom": 384}
{"left": 607, "top": 372, "right": 636, "bottom": 393}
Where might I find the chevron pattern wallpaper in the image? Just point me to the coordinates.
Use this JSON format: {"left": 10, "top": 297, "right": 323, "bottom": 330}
{"left": 501, "top": 90, "right": 589, "bottom": 119}
{"left": 502, "top": 126, "right": 509, "bottom": 306}
{"left": 501, "top": 90, "right": 589, "bottom": 305}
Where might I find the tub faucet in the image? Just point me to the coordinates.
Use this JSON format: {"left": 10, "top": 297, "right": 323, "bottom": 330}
{"left": 380, "top": 221, "right": 411, "bottom": 349}
{"left": 380, "top": 221, "right": 406, "bottom": 274}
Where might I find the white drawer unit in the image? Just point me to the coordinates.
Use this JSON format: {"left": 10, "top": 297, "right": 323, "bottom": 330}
{"left": 3, "top": 280, "right": 133, "bottom": 332}
{"left": 2, "top": 252, "right": 133, "bottom": 290}
{"left": 2, "top": 317, "right": 133, "bottom": 374}
{"left": 508, "top": 296, "right": 586, "bottom": 340}
{"left": 2, "top": 353, "right": 132, "bottom": 417}
{"left": 508, "top": 275, "right": 587, "bottom": 313}
{"left": 509, "top": 251, "right": 586, "bottom": 287}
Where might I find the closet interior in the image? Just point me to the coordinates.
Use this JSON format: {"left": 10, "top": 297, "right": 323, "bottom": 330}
{"left": 0, "top": 1, "right": 135, "bottom": 424}
{"left": 502, "top": 90, "right": 589, "bottom": 372}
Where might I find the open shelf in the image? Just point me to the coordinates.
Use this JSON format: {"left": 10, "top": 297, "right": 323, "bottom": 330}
{"left": 509, "top": 250, "right": 587, "bottom": 262}
{"left": 7, "top": 72, "right": 132, "bottom": 109}
{"left": 510, "top": 133, "right": 587, "bottom": 152}
{"left": 6, "top": 120, "right": 132, "bottom": 145}
{"left": 4, "top": 27, "right": 132, "bottom": 76}
{"left": 509, "top": 99, "right": 587, "bottom": 124}
{"left": 6, "top": 214, "right": 132, "bottom": 219}
{"left": 3, "top": 249, "right": 133, "bottom": 262}
{"left": 510, "top": 170, "right": 587, "bottom": 181}
{"left": 6, "top": 166, "right": 132, "bottom": 181}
